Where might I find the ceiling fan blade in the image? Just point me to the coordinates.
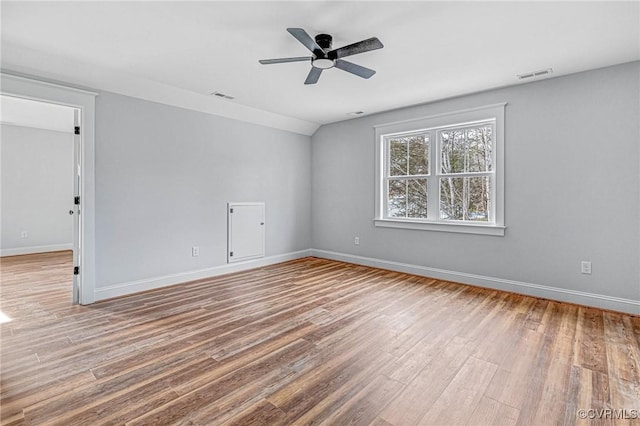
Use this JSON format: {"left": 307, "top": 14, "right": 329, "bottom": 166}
{"left": 335, "top": 59, "right": 376, "bottom": 79}
{"left": 287, "top": 28, "right": 324, "bottom": 57}
{"left": 304, "top": 67, "right": 323, "bottom": 85}
{"left": 259, "top": 56, "right": 311, "bottom": 65}
{"left": 328, "top": 37, "right": 384, "bottom": 59}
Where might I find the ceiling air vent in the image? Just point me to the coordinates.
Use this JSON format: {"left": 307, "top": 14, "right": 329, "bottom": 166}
{"left": 210, "top": 91, "right": 235, "bottom": 100}
{"left": 517, "top": 68, "right": 553, "bottom": 80}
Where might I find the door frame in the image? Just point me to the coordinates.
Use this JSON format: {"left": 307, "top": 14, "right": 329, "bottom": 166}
{"left": 1, "top": 72, "right": 97, "bottom": 304}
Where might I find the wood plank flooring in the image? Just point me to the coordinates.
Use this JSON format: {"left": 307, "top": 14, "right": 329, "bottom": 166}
{"left": 1, "top": 251, "right": 639, "bottom": 425}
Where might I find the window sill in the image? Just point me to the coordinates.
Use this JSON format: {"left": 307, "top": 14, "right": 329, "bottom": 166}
{"left": 374, "top": 218, "right": 506, "bottom": 236}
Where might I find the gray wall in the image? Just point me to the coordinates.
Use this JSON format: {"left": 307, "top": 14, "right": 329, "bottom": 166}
{"left": 95, "top": 92, "right": 311, "bottom": 288}
{"left": 1, "top": 124, "right": 74, "bottom": 253}
{"left": 311, "top": 61, "right": 640, "bottom": 302}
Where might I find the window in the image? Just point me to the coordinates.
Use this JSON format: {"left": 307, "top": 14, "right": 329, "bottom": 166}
{"left": 374, "top": 104, "right": 505, "bottom": 236}
{"left": 387, "top": 133, "right": 429, "bottom": 219}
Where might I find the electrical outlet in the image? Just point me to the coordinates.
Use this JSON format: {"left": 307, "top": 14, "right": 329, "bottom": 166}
{"left": 20, "top": 231, "right": 28, "bottom": 239}
{"left": 581, "top": 261, "right": 592, "bottom": 275}
{"left": 192, "top": 246, "right": 200, "bottom": 257}
{"left": 354, "top": 237, "right": 360, "bottom": 245}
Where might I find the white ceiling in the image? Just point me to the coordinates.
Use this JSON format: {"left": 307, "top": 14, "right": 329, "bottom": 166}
{"left": 0, "top": 94, "right": 75, "bottom": 133}
{"left": 1, "top": 1, "right": 638, "bottom": 135}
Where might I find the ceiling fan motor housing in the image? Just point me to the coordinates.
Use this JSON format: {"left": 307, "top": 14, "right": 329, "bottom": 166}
{"left": 312, "top": 33, "right": 335, "bottom": 69}
{"left": 315, "top": 34, "right": 333, "bottom": 51}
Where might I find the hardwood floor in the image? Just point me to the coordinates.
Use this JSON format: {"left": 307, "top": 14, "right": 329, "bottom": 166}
{"left": 1, "top": 251, "right": 639, "bottom": 425}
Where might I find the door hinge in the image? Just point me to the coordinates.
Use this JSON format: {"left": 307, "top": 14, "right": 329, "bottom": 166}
{"left": 74, "top": 126, "right": 80, "bottom": 135}
{"left": 230, "top": 208, "right": 234, "bottom": 213}
{"left": 74, "top": 196, "right": 80, "bottom": 205}
{"left": 229, "top": 252, "right": 233, "bottom": 257}
{"left": 74, "top": 266, "right": 80, "bottom": 275}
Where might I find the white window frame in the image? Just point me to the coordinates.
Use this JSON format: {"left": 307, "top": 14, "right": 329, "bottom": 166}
{"left": 374, "top": 103, "right": 506, "bottom": 236}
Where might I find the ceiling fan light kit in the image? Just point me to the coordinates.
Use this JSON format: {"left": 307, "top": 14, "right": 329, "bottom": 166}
{"left": 259, "top": 28, "right": 384, "bottom": 85}
{"left": 312, "top": 58, "right": 334, "bottom": 69}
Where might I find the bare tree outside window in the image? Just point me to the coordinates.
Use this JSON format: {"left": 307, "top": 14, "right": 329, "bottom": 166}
{"left": 439, "top": 125, "right": 493, "bottom": 221}
{"left": 383, "top": 121, "right": 495, "bottom": 223}
{"left": 387, "top": 134, "right": 428, "bottom": 219}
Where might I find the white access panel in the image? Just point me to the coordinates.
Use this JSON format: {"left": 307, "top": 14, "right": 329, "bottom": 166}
{"left": 227, "top": 202, "right": 265, "bottom": 263}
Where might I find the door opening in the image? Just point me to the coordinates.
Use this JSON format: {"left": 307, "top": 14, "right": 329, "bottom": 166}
{"left": 1, "top": 72, "right": 97, "bottom": 304}
{"left": 0, "top": 94, "right": 82, "bottom": 304}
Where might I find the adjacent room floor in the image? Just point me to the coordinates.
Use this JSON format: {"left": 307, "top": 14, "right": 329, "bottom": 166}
{"left": 1, "top": 251, "right": 639, "bottom": 425}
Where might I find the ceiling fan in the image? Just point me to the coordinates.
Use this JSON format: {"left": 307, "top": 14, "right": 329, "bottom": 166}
{"left": 259, "top": 28, "right": 384, "bottom": 85}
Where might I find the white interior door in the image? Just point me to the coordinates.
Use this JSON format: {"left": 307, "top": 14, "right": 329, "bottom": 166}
{"left": 72, "top": 109, "right": 81, "bottom": 304}
{"left": 228, "top": 202, "right": 265, "bottom": 263}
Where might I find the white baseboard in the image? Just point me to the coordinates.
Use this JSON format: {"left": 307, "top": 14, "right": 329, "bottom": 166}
{"left": 0, "top": 244, "right": 73, "bottom": 257}
{"left": 92, "top": 247, "right": 640, "bottom": 315}
{"left": 94, "top": 249, "right": 312, "bottom": 301}
{"left": 311, "top": 249, "right": 640, "bottom": 316}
